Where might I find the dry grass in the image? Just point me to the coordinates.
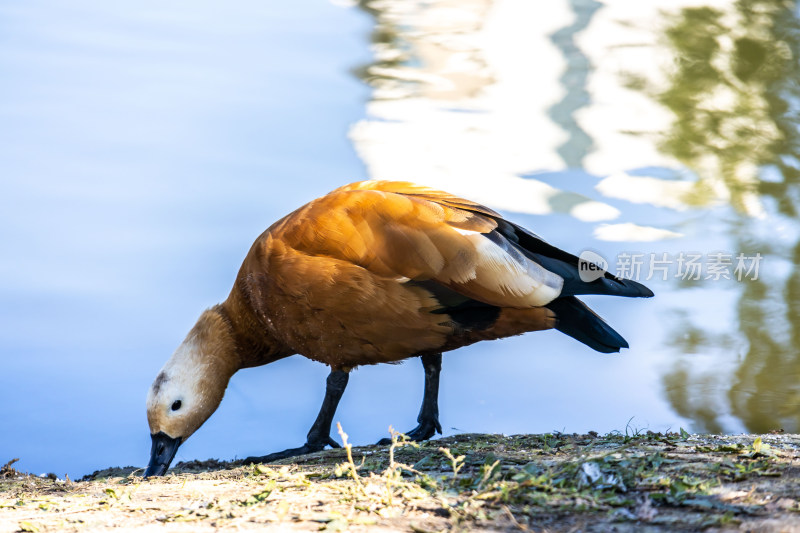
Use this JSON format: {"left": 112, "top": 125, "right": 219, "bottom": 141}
{"left": 3, "top": 430, "right": 800, "bottom": 532}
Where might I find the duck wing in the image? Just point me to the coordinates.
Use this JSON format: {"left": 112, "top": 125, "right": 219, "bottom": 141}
{"left": 275, "top": 181, "right": 651, "bottom": 306}
{"left": 273, "top": 181, "right": 567, "bottom": 309}
{"left": 263, "top": 181, "right": 652, "bottom": 355}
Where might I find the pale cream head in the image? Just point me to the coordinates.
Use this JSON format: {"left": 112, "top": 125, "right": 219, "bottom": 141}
{"left": 146, "top": 308, "right": 239, "bottom": 441}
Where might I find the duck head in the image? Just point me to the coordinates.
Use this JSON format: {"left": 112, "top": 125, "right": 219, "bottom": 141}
{"left": 144, "top": 307, "right": 238, "bottom": 477}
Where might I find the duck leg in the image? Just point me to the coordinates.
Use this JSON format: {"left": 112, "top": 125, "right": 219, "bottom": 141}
{"left": 378, "top": 352, "right": 443, "bottom": 445}
{"left": 242, "top": 369, "right": 349, "bottom": 464}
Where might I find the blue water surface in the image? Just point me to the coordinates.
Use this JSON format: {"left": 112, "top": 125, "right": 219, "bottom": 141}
{"left": 4, "top": 0, "right": 796, "bottom": 478}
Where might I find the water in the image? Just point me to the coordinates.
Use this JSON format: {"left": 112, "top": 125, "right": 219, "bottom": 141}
{"left": 1, "top": 0, "right": 798, "bottom": 478}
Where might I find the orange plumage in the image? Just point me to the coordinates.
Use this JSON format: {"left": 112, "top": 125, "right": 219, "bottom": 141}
{"left": 144, "top": 180, "right": 653, "bottom": 476}
{"left": 225, "top": 181, "right": 566, "bottom": 370}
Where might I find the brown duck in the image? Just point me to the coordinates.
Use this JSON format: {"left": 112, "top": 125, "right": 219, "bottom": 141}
{"left": 144, "top": 180, "right": 653, "bottom": 476}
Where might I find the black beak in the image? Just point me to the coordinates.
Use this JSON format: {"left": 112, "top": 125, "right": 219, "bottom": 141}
{"left": 143, "top": 431, "right": 182, "bottom": 478}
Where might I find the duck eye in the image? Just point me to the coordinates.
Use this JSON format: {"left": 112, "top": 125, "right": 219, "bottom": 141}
{"left": 171, "top": 400, "right": 182, "bottom": 411}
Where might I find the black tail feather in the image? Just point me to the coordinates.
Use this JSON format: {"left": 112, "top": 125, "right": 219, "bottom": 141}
{"left": 528, "top": 252, "right": 654, "bottom": 299}
{"left": 493, "top": 219, "right": 654, "bottom": 299}
{"left": 546, "top": 296, "right": 629, "bottom": 353}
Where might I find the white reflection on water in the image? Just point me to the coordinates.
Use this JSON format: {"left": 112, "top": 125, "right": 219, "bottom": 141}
{"left": 350, "top": 0, "right": 708, "bottom": 230}
{"left": 352, "top": 0, "right": 623, "bottom": 222}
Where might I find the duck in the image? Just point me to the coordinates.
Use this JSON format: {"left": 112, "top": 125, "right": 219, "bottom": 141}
{"left": 143, "top": 180, "right": 653, "bottom": 477}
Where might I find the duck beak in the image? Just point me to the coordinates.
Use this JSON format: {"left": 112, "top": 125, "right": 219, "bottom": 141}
{"left": 144, "top": 431, "right": 182, "bottom": 478}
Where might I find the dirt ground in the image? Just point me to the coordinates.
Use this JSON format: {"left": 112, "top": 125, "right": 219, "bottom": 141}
{"left": 3, "top": 431, "right": 800, "bottom": 532}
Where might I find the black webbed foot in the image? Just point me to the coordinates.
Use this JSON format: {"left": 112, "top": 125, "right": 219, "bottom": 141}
{"left": 378, "top": 353, "right": 443, "bottom": 446}
{"left": 377, "top": 417, "right": 442, "bottom": 445}
{"left": 242, "top": 435, "right": 340, "bottom": 464}
{"left": 244, "top": 370, "right": 349, "bottom": 465}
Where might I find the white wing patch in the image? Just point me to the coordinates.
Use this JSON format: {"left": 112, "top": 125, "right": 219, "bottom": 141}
{"left": 448, "top": 227, "right": 564, "bottom": 307}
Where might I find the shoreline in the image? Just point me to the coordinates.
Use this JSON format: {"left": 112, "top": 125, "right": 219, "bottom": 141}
{"left": 3, "top": 431, "right": 800, "bottom": 532}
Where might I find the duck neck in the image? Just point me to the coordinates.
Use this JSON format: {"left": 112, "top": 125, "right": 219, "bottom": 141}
{"left": 218, "top": 282, "right": 293, "bottom": 368}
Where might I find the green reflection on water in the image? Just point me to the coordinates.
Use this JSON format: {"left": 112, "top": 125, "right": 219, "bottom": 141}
{"left": 657, "top": 0, "right": 800, "bottom": 432}
{"left": 655, "top": 1, "right": 799, "bottom": 213}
